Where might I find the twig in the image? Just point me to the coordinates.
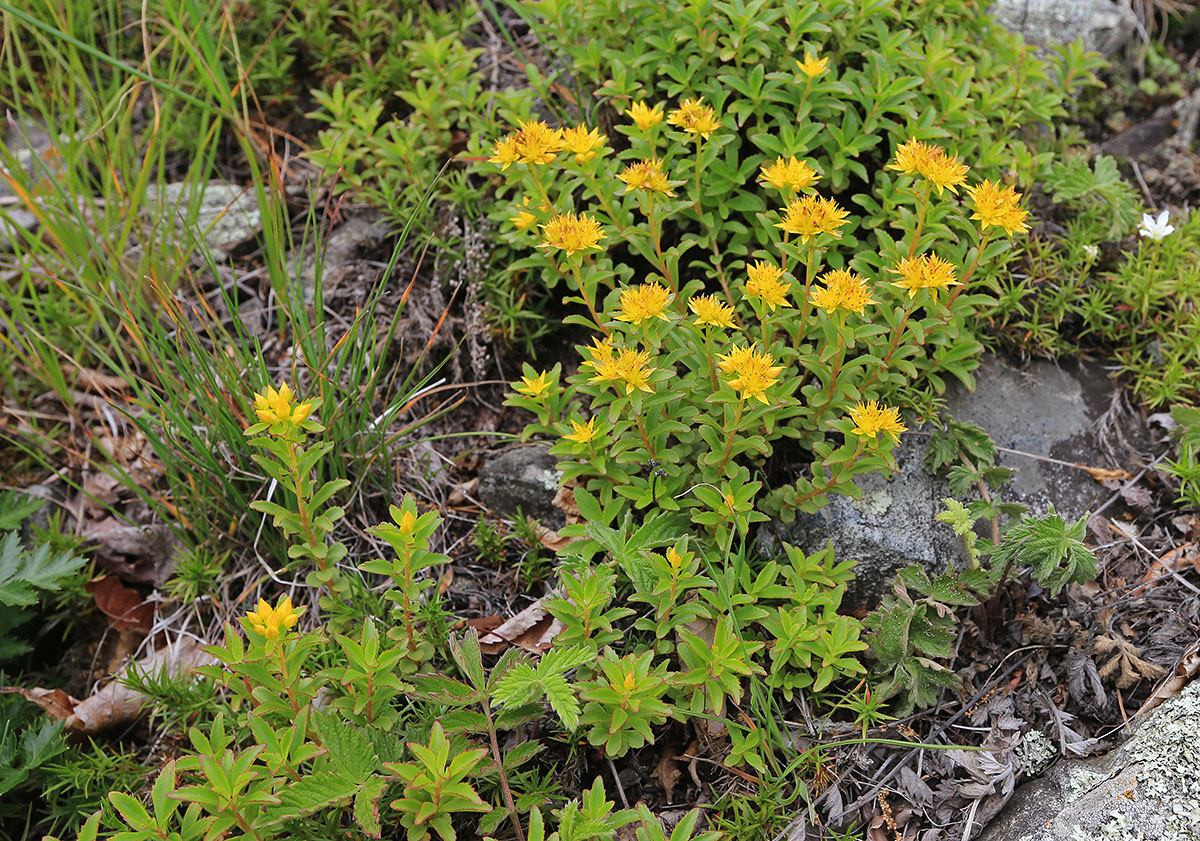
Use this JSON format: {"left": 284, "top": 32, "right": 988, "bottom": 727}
{"left": 607, "top": 757, "right": 630, "bottom": 809}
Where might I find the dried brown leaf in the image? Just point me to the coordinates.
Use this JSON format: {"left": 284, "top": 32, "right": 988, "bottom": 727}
{"left": 478, "top": 599, "right": 563, "bottom": 655}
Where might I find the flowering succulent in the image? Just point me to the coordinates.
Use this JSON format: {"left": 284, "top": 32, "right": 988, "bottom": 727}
{"left": 795, "top": 49, "right": 829, "bottom": 78}
{"left": 540, "top": 212, "right": 606, "bottom": 256}
{"left": 888, "top": 138, "right": 970, "bottom": 196}
{"left": 966, "top": 179, "right": 1030, "bottom": 235}
{"left": 484, "top": 98, "right": 1028, "bottom": 541}
{"left": 245, "top": 595, "right": 304, "bottom": 641}
{"left": 776, "top": 194, "right": 850, "bottom": 242}
{"left": 666, "top": 97, "right": 720, "bottom": 138}
{"left": 743, "top": 261, "right": 792, "bottom": 311}
{"left": 759, "top": 156, "right": 819, "bottom": 192}
{"left": 626, "top": 100, "right": 665, "bottom": 131}
{"left": 251, "top": 382, "right": 313, "bottom": 428}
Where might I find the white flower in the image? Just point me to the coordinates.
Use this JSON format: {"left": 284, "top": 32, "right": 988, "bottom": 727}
{"left": 1138, "top": 210, "right": 1175, "bottom": 241}
{"left": 1082, "top": 244, "right": 1099, "bottom": 260}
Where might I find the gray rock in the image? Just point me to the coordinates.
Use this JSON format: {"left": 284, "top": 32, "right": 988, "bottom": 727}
{"left": 979, "top": 680, "right": 1200, "bottom": 840}
{"left": 989, "top": 0, "right": 1137, "bottom": 55}
{"left": 759, "top": 356, "right": 1115, "bottom": 609}
{"left": 477, "top": 445, "right": 564, "bottom": 528}
{"left": 758, "top": 434, "right": 962, "bottom": 609}
{"left": 0, "top": 119, "right": 71, "bottom": 252}
{"left": 143, "top": 180, "right": 261, "bottom": 259}
{"left": 287, "top": 212, "right": 389, "bottom": 304}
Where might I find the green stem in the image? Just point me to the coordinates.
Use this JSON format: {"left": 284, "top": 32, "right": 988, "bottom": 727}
{"left": 717, "top": 398, "right": 745, "bottom": 476}
{"left": 692, "top": 134, "right": 703, "bottom": 216}
{"left": 284, "top": 441, "right": 321, "bottom": 562}
{"left": 908, "top": 181, "right": 932, "bottom": 258}
{"left": 482, "top": 699, "right": 527, "bottom": 841}
{"left": 572, "top": 262, "right": 610, "bottom": 336}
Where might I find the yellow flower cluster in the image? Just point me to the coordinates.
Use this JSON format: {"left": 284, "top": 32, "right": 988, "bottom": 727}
{"left": 617, "top": 158, "right": 673, "bottom": 195}
{"left": 966, "top": 179, "right": 1030, "bottom": 235}
{"left": 488, "top": 120, "right": 566, "bottom": 169}
{"left": 540, "top": 212, "right": 606, "bottom": 256}
{"left": 615, "top": 282, "right": 673, "bottom": 325}
{"left": 744, "top": 261, "right": 792, "bottom": 312}
{"left": 562, "top": 125, "right": 606, "bottom": 163}
{"left": 759, "top": 156, "right": 818, "bottom": 192}
{"left": 888, "top": 253, "right": 961, "bottom": 299}
{"left": 667, "top": 98, "right": 720, "bottom": 138}
{"left": 776, "top": 194, "right": 850, "bottom": 243}
{"left": 585, "top": 340, "right": 655, "bottom": 394}
{"left": 688, "top": 293, "right": 736, "bottom": 329}
{"left": 253, "top": 383, "right": 313, "bottom": 426}
{"left": 810, "top": 269, "right": 875, "bottom": 315}
{"left": 849, "top": 401, "right": 907, "bottom": 444}
{"left": 718, "top": 344, "right": 784, "bottom": 404}
{"left": 887, "top": 138, "right": 969, "bottom": 196}
{"left": 626, "top": 101, "right": 665, "bottom": 131}
{"left": 246, "top": 596, "right": 303, "bottom": 640}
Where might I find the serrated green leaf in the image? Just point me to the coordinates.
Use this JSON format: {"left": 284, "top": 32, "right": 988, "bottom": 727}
{"left": 268, "top": 771, "right": 358, "bottom": 821}
{"left": 313, "top": 710, "right": 379, "bottom": 778}
{"left": 353, "top": 775, "right": 387, "bottom": 838}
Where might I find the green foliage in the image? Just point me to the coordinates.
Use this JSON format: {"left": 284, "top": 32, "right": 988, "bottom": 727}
{"left": 869, "top": 499, "right": 1098, "bottom": 713}
{"left": 491, "top": 645, "right": 594, "bottom": 731}
{"left": 0, "top": 492, "right": 43, "bottom": 531}
{"left": 864, "top": 567, "right": 972, "bottom": 715}
{"left": 385, "top": 721, "right": 491, "bottom": 841}
{"left": 988, "top": 207, "right": 1200, "bottom": 407}
{"left": 0, "top": 530, "right": 87, "bottom": 660}
{"left": 0, "top": 716, "right": 66, "bottom": 799}
{"left": 577, "top": 650, "right": 673, "bottom": 757}
{"left": 362, "top": 495, "right": 454, "bottom": 668}
{"left": 1043, "top": 153, "right": 1141, "bottom": 240}
{"left": 1164, "top": 404, "right": 1200, "bottom": 510}
{"left": 990, "top": 506, "right": 1096, "bottom": 597}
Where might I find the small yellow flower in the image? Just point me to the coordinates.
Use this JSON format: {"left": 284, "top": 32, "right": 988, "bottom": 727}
{"left": 776, "top": 194, "right": 850, "bottom": 243}
{"left": 615, "top": 282, "right": 673, "bottom": 326}
{"left": 666, "top": 547, "right": 683, "bottom": 570}
{"left": 617, "top": 158, "right": 674, "bottom": 195}
{"left": 795, "top": 49, "right": 829, "bottom": 78}
{"left": 744, "top": 261, "right": 792, "bottom": 312}
{"left": 688, "top": 293, "right": 736, "bottom": 329}
{"left": 564, "top": 417, "right": 598, "bottom": 445}
{"left": 888, "top": 253, "right": 960, "bottom": 299}
{"left": 717, "top": 343, "right": 757, "bottom": 375}
{"left": 623, "top": 670, "right": 637, "bottom": 691}
{"left": 515, "top": 370, "right": 553, "bottom": 399}
{"left": 965, "top": 179, "right": 1030, "bottom": 235}
{"left": 759, "top": 156, "right": 818, "bottom": 191}
{"left": 626, "top": 100, "right": 665, "bottom": 131}
{"left": 562, "top": 125, "right": 606, "bottom": 163}
{"left": 849, "top": 401, "right": 907, "bottom": 444}
{"left": 398, "top": 509, "right": 418, "bottom": 537}
{"left": 667, "top": 98, "right": 720, "bottom": 139}
{"left": 810, "top": 268, "right": 875, "bottom": 315}
{"left": 540, "top": 212, "right": 606, "bottom": 256}
{"left": 512, "top": 119, "right": 566, "bottom": 166}
{"left": 252, "top": 382, "right": 313, "bottom": 426}
{"left": 719, "top": 345, "right": 784, "bottom": 404}
{"left": 582, "top": 336, "right": 618, "bottom": 380}
{"left": 488, "top": 135, "right": 520, "bottom": 170}
{"left": 246, "top": 596, "right": 304, "bottom": 641}
{"left": 612, "top": 348, "right": 655, "bottom": 394}
{"left": 887, "top": 138, "right": 969, "bottom": 196}
{"left": 509, "top": 198, "right": 538, "bottom": 230}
